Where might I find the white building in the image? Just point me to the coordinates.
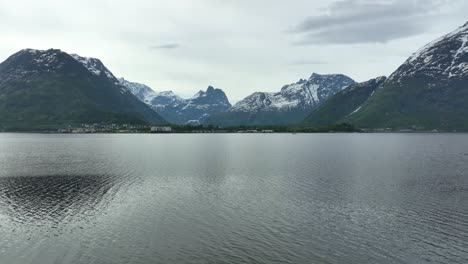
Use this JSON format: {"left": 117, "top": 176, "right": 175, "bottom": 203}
{"left": 151, "top": 126, "right": 172, "bottom": 133}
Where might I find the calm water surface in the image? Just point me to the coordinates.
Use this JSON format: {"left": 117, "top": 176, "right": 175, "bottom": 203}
{"left": 0, "top": 133, "right": 467, "bottom": 264}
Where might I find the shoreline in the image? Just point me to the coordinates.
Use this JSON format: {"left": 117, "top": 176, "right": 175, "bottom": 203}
{"left": 0, "top": 131, "right": 465, "bottom": 134}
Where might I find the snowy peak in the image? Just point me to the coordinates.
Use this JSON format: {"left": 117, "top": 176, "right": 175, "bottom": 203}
{"left": 151, "top": 90, "right": 184, "bottom": 107}
{"left": 231, "top": 73, "right": 355, "bottom": 112}
{"left": 183, "top": 86, "right": 231, "bottom": 112}
{"left": 189, "top": 86, "right": 230, "bottom": 105}
{"left": 18, "top": 48, "right": 62, "bottom": 58}
{"left": 207, "top": 73, "right": 355, "bottom": 126}
{"left": 343, "top": 76, "right": 387, "bottom": 95}
{"left": 118, "top": 78, "right": 158, "bottom": 103}
{"left": 229, "top": 92, "right": 275, "bottom": 112}
{"left": 120, "top": 80, "right": 231, "bottom": 124}
{"left": 390, "top": 22, "right": 468, "bottom": 82}
{"left": 193, "top": 90, "right": 206, "bottom": 98}
{"left": 18, "top": 48, "right": 62, "bottom": 56}
{"left": 308, "top": 73, "right": 353, "bottom": 85}
{"left": 157, "top": 91, "right": 179, "bottom": 97}
{"left": 0, "top": 48, "right": 122, "bottom": 85}
{"left": 71, "top": 54, "right": 117, "bottom": 81}
{"left": 340, "top": 21, "right": 468, "bottom": 130}
{"left": 118, "top": 78, "right": 184, "bottom": 106}
{"left": 192, "top": 86, "right": 217, "bottom": 98}
{"left": 179, "top": 86, "right": 231, "bottom": 124}
{"left": 0, "top": 49, "right": 72, "bottom": 75}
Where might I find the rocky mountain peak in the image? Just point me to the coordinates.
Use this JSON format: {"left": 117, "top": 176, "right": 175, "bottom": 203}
{"left": 309, "top": 72, "right": 320, "bottom": 79}
{"left": 389, "top": 21, "right": 468, "bottom": 82}
{"left": 118, "top": 78, "right": 158, "bottom": 102}
{"left": 226, "top": 73, "right": 355, "bottom": 122}
{"left": 5, "top": 48, "right": 64, "bottom": 65}
{"left": 71, "top": 54, "right": 117, "bottom": 81}
{"left": 120, "top": 80, "right": 231, "bottom": 124}
{"left": 190, "top": 86, "right": 230, "bottom": 105}
{"left": 2, "top": 48, "right": 121, "bottom": 85}
{"left": 0, "top": 48, "right": 81, "bottom": 78}
{"left": 158, "top": 90, "right": 178, "bottom": 97}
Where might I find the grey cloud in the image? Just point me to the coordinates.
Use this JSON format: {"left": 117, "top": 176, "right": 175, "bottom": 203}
{"left": 290, "top": 60, "right": 328, "bottom": 65}
{"left": 150, "top": 43, "right": 180, "bottom": 50}
{"left": 293, "top": 0, "right": 449, "bottom": 44}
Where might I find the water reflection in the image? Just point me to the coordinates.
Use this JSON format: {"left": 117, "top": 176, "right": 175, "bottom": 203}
{"left": 0, "top": 174, "right": 116, "bottom": 224}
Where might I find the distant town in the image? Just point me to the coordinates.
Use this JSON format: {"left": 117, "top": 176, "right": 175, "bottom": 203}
{"left": 55, "top": 123, "right": 276, "bottom": 134}
{"left": 52, "top": 123, "right": 448, "bottom": 134}
{"left": 50, "top": 123, "right": 367, "bottom": 134}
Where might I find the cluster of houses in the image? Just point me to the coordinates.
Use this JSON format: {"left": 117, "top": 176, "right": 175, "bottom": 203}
{"left": 56, "top": 124, "right": 275, "bottom": 134}
{"left": 150, "top": 126, "right": 172, "bottom": 133}
{"left": 57, "top": 123, "right": 147, "bottom": 133}
{"left": 238, "top": 129, "right": 274, "bottom": 133}
{"left": 189, "top": 129, "right": 274, "bottom": 133}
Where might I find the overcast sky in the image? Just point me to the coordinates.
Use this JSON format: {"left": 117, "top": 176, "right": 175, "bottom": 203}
{"left": 1, "top": 0, "right": 467, "bottom": 102}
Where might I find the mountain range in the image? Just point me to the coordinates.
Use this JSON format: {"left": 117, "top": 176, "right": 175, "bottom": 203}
{"left": 121, "top": 73, "right": 354, "bottom": 126}
{"left": 119, "top": 79, "right": 231, "bottom": 124}
{"left": 1, "top": 21, "right": 467, "bottom": 131}
{"left": 204, "top": 73, "right": 355, "bottom": 126}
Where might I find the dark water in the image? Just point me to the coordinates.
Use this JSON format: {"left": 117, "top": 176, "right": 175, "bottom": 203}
{"left": 0, "top": 133, "right": 467, "bottom": 264}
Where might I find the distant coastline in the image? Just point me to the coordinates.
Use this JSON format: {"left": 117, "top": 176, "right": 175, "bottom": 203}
{"left": 0, "top": 123, "right": 461, "bottom": 134}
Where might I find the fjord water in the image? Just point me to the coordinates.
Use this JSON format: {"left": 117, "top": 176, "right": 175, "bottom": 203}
{"left": 0, "top": 134, "right": 467, "bottom": 264}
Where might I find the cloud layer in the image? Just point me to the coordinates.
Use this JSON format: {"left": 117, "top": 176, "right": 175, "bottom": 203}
{"left": 294, "top": 0, "right": 451, "bottom": 44}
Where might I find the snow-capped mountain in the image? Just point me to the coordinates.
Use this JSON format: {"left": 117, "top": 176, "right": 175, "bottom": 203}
{"left": 70, "top": 54, "right": 118, "bottom": 82}
{"left": 118, "top": 78, "right": 160, "bottom": 103}
{"left": 231, "top": 73, "right": 355, "bottom": 112}
{"left": 180, "top": 86, "right": 232, "bottom": 124}
{"left": 119, "top": 79, "right": 231, "bottom": 124}
{"left": 390, "top": 21, "right": 468, "bottom": 83}
{"left": 205, "top": 73, "right": 355, "bottom": 126}
{"left": 0, "top": 48, "right": 167, "bottom": 129}
{"left": 342, "top": 21, "right": 468, "bottom": 130}
{"left": 0, "top": 48, "right": 71, "bottom": 76}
